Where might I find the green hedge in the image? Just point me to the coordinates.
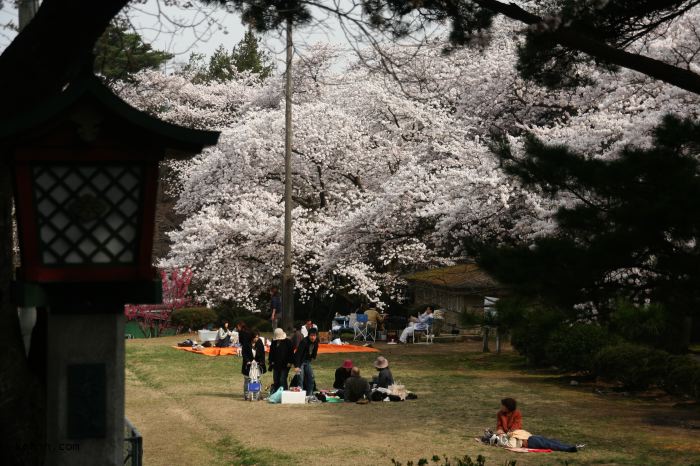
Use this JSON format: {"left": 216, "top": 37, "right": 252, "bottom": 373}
{"left": 593, "top": 343, "right": 700, "bottom": 399}
{"left": 171, "top": 307, "right": 218, "bottom": 330}
{"left": 213, "top": 302, "right": 272, "bottom": 333}
{"left": 507, "top": 307, "right": 563, "bottom": 364}
{"left": 664, "top": 356, "right": 700, "bottom": 399}
{"left": 593, "top": 343, "right": 670, "bottom": 390}
{"left": 546, "top": 323, "right": 611, "bottom": 372}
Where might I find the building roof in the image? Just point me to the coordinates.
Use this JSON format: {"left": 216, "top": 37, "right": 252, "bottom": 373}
{"left": 404, "top": 263, "right": 504, "bottom": 293}
{"left": 0, "top": 73, "right": 219, "bottom": 157}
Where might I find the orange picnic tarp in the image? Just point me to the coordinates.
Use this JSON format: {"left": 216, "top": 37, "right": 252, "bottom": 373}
{"left": 173, "top": 346, "right": 242, "bottom": 356}
{"left": 173, "top": 343, "right": 379, "bottom": 356}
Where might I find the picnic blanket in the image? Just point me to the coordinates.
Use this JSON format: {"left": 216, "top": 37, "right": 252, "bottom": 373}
{"left": 173, "top": 343, "right": 379, "bottom": 356}
{"left": 318, "top": 344, "right": 379, "bottom": 354}
{"left": 173, "top": 346, "right": 244, "bottom": 356}
{"left": 504, "top": 448, "right": 552, "bottom": 453}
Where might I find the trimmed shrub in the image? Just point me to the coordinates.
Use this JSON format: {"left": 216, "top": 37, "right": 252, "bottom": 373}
{"left": 171, "top": 307, "right": 217, "bottom": 330}
{"left": 213, "top": 301, "right": 272, "bottom": 333}
{"left": 664, "top": 356, "right": 700, "bottom": 399}
{"left": 546, "top": 324, "right": 612, "bottom": 372}
{"left": 593, "top": 343, "right": 669, "bottom": 390}
{"left": 507, "top": 306, "right": 564, "bottom": 364}
{"left": 238, "top": 314, "right": 272, "bottom": 333}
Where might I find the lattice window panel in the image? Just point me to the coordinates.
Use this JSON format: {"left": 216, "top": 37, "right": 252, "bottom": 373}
{"left": 33, "top": 164, "right": 143, "bottom": 265}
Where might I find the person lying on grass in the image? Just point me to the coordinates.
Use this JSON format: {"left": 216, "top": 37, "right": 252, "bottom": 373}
{"left": 487, "top": 429, "right": 585, "bottom": 452}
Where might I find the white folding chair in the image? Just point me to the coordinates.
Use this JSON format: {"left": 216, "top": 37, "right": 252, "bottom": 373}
{"left": 353, "top": 314, "right": 369, "bottom": 342}
{"left": 411, "top": 319, "right": 434, "bottom": 344}
{"left": 366, "top": 320, "right": 377, "bottom": 342}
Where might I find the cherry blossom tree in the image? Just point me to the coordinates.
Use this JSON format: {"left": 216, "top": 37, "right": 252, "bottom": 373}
{"left": 117, "top": 10, "right": 700, "bottom": 310}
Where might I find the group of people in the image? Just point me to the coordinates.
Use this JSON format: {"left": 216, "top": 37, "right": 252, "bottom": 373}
{"left": 483, "top": 397, "right": 585, "bottom": 453}
{"left": 332, "top": 356, "right": 395, "bottom": 402}
{"left": 220, "top": 318, "right": 400, "bottom": 402}
{"left": 219, "top": 320, "right": 584, "bottom": 451}
{"left": 229, "top": 320, "right": 321, "bottom": 399}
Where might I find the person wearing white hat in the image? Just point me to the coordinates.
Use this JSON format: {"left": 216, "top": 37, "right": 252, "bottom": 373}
{"left": 268, "top": 328, "right": 294, "bottom": 391}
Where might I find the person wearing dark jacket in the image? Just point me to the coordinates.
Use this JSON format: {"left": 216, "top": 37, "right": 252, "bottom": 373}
{"left": 268, "top": 328, "right": 295, "bottom": 391}
{"left": 334, "top": 359, "right": 353, "bottom": 390}
{"left": 344, "top": 367, "right": 371, "bottom": 402}
{"left": 241, "top": 329, "right": 266, "bottom": 400}
{"left": 294, "top": 327, "right": 319, "bottom": 396}
{"left": 372, "top": 356, "right": 394, "bottom": 388}
{"left": 236, "top": 321, "right": 251, "bottom": 350}
{"left": 290, "top": 324, "right": 304, "bottom": 351}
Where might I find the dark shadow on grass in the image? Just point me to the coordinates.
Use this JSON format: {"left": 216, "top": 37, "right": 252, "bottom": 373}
{"left": 643, "top": 415, "right": 700, "bottom": 429}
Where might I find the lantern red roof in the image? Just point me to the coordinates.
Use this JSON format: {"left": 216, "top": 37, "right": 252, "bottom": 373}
{"left": 0, "top": 73, "right": 219, "bottom": 157}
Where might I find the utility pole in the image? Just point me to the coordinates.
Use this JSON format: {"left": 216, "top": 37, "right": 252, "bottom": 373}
{"left": 281, "top": 18, "right": 294, "bottom": 329}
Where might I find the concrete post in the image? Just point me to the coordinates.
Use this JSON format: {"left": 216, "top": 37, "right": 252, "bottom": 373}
{"left": 482, "top": 325, "right": 491, "bottom": 352}
{"left": 282, "top": 17, "right": 294, "bottom": 330}
{"left": 45, "top": 312, "right": 124, "bottom": 466}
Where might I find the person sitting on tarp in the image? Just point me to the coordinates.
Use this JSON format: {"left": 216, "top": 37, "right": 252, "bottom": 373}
{"left": 215, "top": 321, "right": 235, "bottom": 347}
{"left": 333, "top": 359, "right": 353, "bottom": 398}
{"left": 344, "top": 367, "right": 371, "bottom": 403}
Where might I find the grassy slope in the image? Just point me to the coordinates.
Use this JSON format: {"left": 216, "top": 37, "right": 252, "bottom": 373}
{"left": 126, "top": 335, "right": 700, "bottom": 466}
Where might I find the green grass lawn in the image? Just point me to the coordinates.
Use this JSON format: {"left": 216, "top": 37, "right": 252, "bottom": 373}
{"left": 125, "top": 335, "right": 700, "bottom": 466}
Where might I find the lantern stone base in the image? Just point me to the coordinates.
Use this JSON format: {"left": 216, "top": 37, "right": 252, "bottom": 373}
{"left": 45, "top": 312, "right": 124, "bottom": 466}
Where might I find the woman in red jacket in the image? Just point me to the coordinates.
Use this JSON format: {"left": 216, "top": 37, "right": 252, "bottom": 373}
{"left": 496, "top": 397, "right": 522, "bottom": 434}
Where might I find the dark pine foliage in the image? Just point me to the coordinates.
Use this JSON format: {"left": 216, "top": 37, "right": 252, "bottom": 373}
{"left": 476, "top": 116, "right": 700, "bottom": 330}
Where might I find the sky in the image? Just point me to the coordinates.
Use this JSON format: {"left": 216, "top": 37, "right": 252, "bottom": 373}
{"left": 125, "top": 0, "right": 354, "bottom": 71}
{"left": 0, "top": 0, "right": 385, "bottom": 73}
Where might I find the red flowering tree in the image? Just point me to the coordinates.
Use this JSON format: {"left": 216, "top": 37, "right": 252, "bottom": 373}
{"left": 124, "top": 267, "right": 193, "bottom": 337}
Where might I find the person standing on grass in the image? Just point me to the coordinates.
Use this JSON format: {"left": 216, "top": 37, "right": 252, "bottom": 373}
{"left": 270, "top": 286, "right": 282, "bottom": 330}
{"left": 294, "top": 327, "right": 319, "bottom": 396}
{"left": 496, "top": 397, "right": 522, "bottom": 435}
{"left": 236, "top": 321, "right": 251, "bottom": 349}
{"left": 290, "top": 324, "right": 304, "bottom": 350}
{"left": 269, "top": 328, "right": 294, "bottom": 391}
{"left": 241, "top": 329, "right": 266, "bottom": 400}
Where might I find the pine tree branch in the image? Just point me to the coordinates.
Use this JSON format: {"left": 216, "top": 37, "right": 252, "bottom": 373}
{"left": 472, "top": 0, "right": 700, "bottom": 95}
